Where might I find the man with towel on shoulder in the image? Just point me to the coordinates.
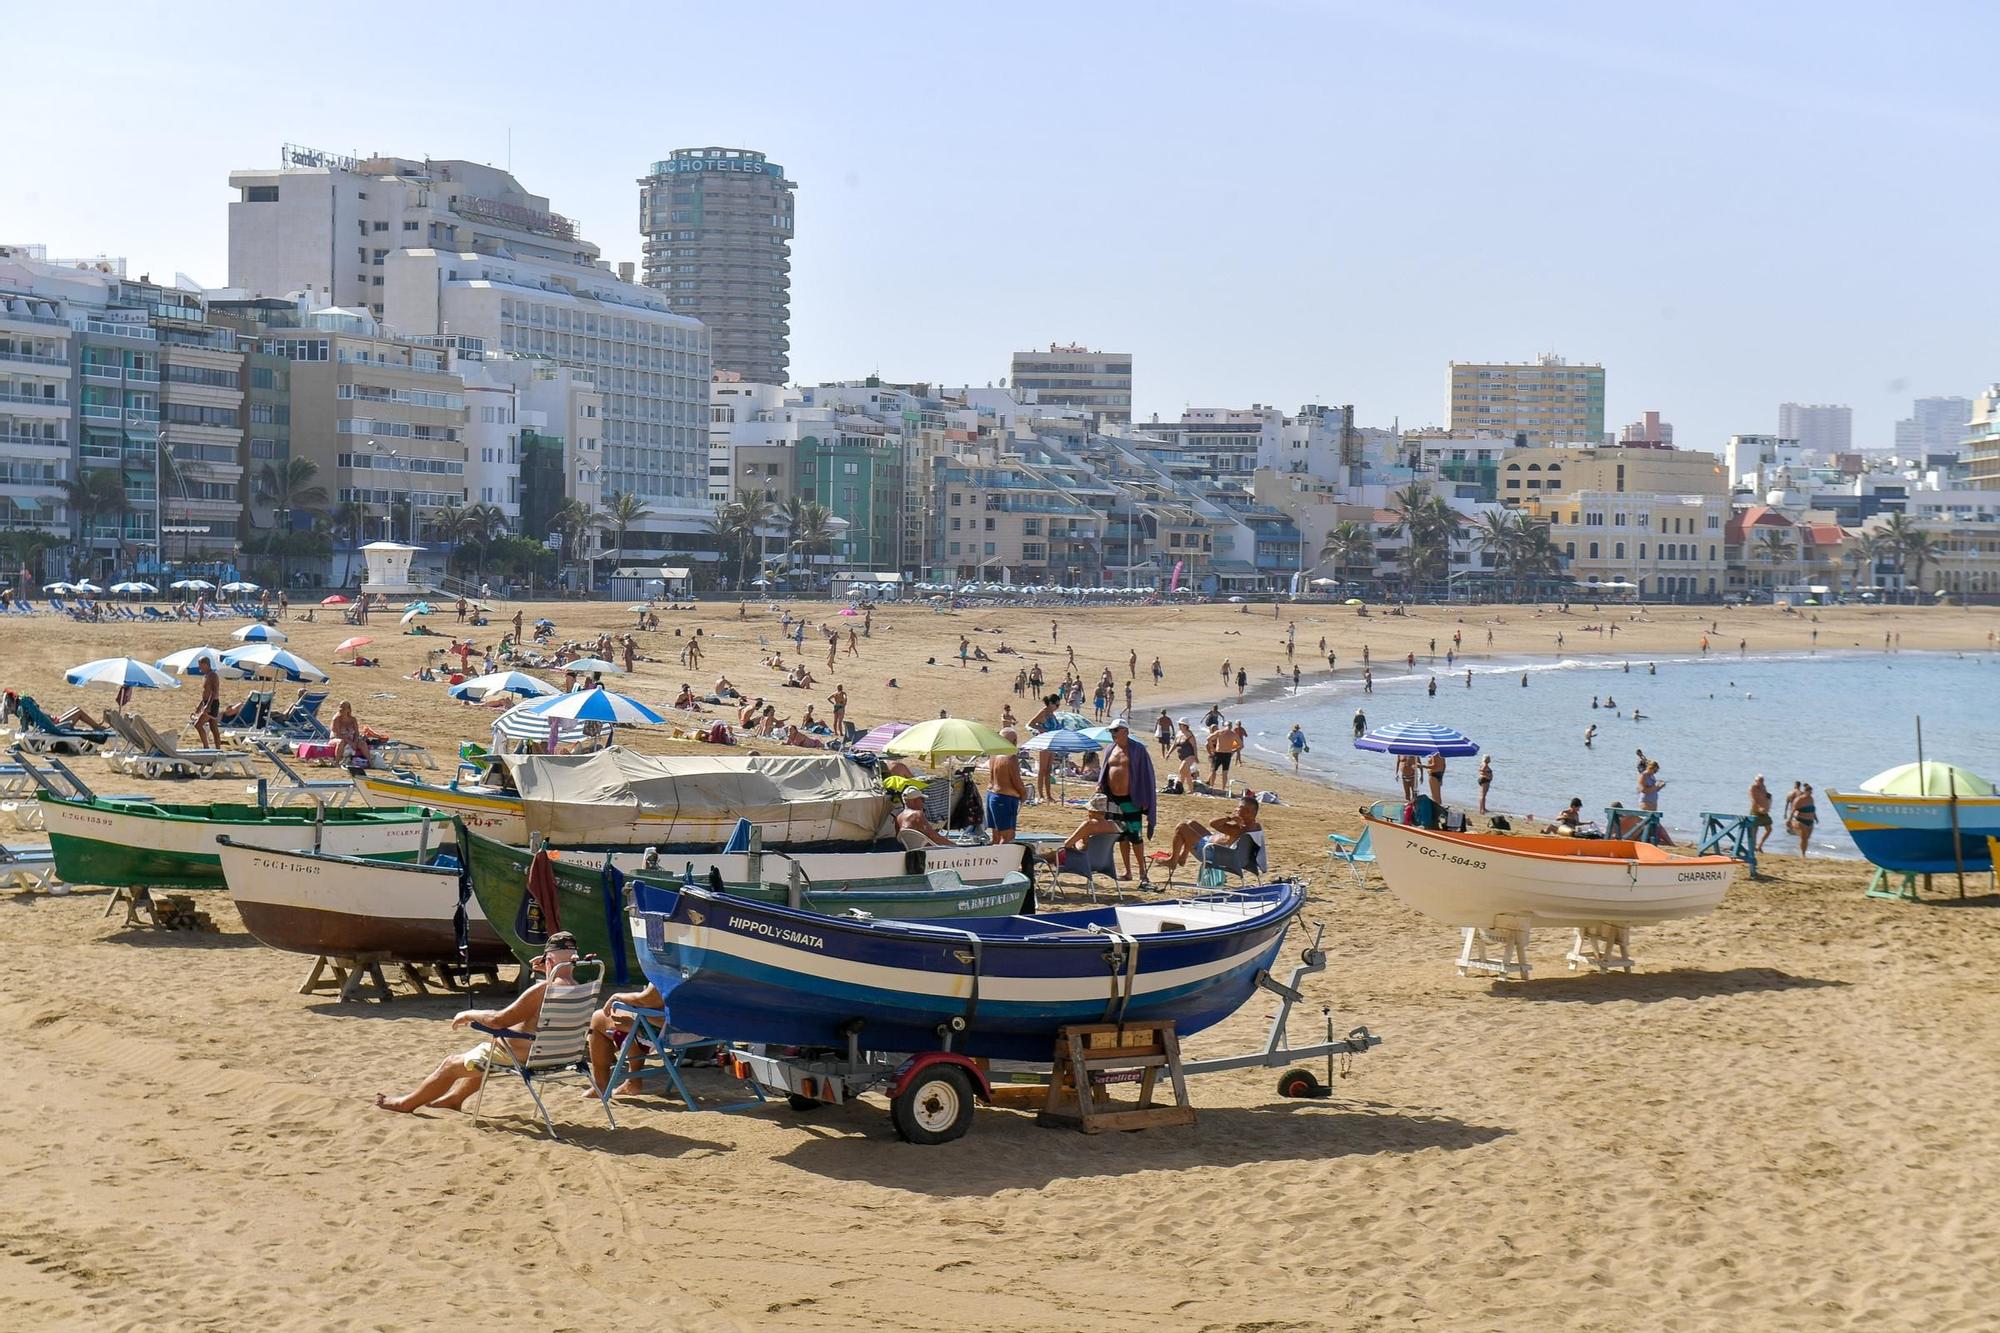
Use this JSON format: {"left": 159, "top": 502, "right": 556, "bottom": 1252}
{"left": 1097, "top": 720, "right": 1157, "bottom": 890}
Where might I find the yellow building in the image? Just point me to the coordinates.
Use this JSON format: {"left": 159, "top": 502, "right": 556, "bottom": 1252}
{"left": 1501, "top": 445, "right": 1728, "bottom": 504}
{"left": 1521, "top": 490, "right": 1728, "bottom": 600}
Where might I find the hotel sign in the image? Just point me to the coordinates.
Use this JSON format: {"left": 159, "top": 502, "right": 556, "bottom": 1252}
{"left": 659, "top": 156, "right": 783, "bottom": 177}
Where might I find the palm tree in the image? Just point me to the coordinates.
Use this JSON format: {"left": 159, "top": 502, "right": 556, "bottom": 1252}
{"left": 254, "top": 457, "right": 328, "bottom": 592}
{"left": 1469, "top": 509, "right": 1525, "bottom": 600}
{"left": 63, "top": 470, "right": 130, "bottom": 572}
{"left": 1878, "top": 513, "right": 1929, "bottom": 603}
{"left": 597, "top": 491, "right": 653, "bottom": 573}
{"left": 787, "top": 500, "right": 837, "bottom": 586}
{"left": 1317, "top": 520, "right": 1377, "bottom": 591}
{"left": 1846, "top": 531, "right": 1887, "bottom": 597}
{"left": 1899, "top": 529, "right": 1939, "bottom": 601}
{"left": 548, "top": 498, "right": 603, "bottom": 591}
{"left": 1515, "top": 523, "right": 1566, "bottom": 597}
{"left": 329, "top": 500, "right": 364, "bottom": 588}
{"left": 1388, "top": 482, "right": 1461, "bottom": 595}
{"left": 1755, "top": 529, "right": 1796, "bottom": 589}
{"left": 730, "top": 488, "right": 777, "bottom": 589}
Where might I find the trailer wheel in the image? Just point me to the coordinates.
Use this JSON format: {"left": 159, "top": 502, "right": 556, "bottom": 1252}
{"left": 786, "top": 1093, "right": 823, "bottom": 1112}
{"left": 1277, "top": 1067, "right": 1323, "bottom": 1099}
{"left": 890, "top": 1064, "right": 975, "bottom": 1144}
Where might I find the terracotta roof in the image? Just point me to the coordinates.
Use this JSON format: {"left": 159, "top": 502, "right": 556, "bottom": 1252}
{"left": 1804, "top": 523, "right": 1845, "bottom": 546}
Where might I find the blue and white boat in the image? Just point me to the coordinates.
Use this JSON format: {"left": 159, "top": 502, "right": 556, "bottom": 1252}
{"left": 630, "top": 881, "right": 1306, "bottom": 1061}
{"left": 1829, "top": 760, "right": 2000, "bottom": 874}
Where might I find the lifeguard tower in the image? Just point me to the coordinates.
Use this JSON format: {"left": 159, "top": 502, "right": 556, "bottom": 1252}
{"left": 358, "top": 541, "right": 426, "bottom": 597}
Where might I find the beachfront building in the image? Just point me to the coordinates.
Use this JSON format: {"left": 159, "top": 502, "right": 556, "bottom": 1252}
{"left": 1502, "top": 444, "right": 1728, "bottom": 505}
{"left": 637, "top": 148, "right": 794, "bottom": 385}
{"left": 1724, "top": 433, "right": 1815, "bottom": 493}
{"left": 0, "top": 267, "right": 81, "bottom": 564}
{"left": 1447, "top": 353, "right": 1605, "bottom": 446}
{"left": 1895, "top": 395, "right": 1971, "bottom": 461}
{"left": 1777, "top": 402, "right": 1852, "bottom": 457}
{"left": 1962, "top": 385, "right": 2000, "bottom": 490}
{"left": 928, "top": 443, "right": 1103, "bottom": 585}
{"left": 708, "top": 376, "right": 793, "bottom": 504}
{"left": 1521, "top": 490, "right": 1728, "bottom": 600}
{"left": 1724, "top": 500, "right": 1846, "bottom": 599}
{"left": 1404, "top": 431, "right": 1511, "bottom": 503}
{"left": 1008, "top": 345, "right": 1132, "bottom": 430}
{"left": 229, "top": 148, "right": 712, "bottom": 554}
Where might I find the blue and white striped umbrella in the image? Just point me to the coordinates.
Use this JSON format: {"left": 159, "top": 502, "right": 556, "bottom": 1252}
{"left": 66, "top": 657, "right": 180, "bottom": 691}
{"left": 525, "top": 685, "right": 665, "bottom": 725}
{"left": 492, "top": 698, "right": 590, "bottom": 743}
{"left": 222, "top": 644, "right": 330, "bottom": 683}
{"left": 110, "top": 581, "right": 157, "bottom": 595}
{"left": 1022, "top": 727, "right": 1103, "bottom": 754}
{"left": 1353, "top": 721, "right": 1480, "bottom": 757}
{"left": 231, "top": 622, "right": 288, "bottom": 643}
{"left": 157, "top": 646, "right": 254, "bottom": 679}
{"left": 449, "top": 671, "right": 560, "bottom": 701}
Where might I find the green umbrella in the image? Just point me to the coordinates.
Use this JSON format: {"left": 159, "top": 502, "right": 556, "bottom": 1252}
{"left": 1860, "top": 761, "right": 1995, "bottom": 798}
{"left": 884, "top": 717, "right": 1016, "bottom": 764}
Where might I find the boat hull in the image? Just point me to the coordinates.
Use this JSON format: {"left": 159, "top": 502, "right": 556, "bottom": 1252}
{"left": 1828, "top": 792, "right": 2000, "bottom": 874}
{"left": 42, "top": 796, "right": 455, "bottom": 891}
{"left": 218, "top": 841, "right": 510, "bottom": 964}
{"left": 461, "top": 827, "right": 1032, "bottom": 973}
{"left": 1365, "top": 818, "right": 1738, "bottom": 929}
{"left": 632, "top": 883, "right": 1304, "bottom": 1061}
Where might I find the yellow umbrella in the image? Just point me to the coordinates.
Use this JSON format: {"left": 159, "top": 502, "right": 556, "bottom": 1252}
{"left": 883, "top": 716, "right": 1016, "bottom": 763}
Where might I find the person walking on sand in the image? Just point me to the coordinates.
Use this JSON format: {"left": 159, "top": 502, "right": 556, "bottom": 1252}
{"left": 1791, "top": 783, "right": 1817, "bottom": 855}
{"left": 1150, "top": 655, "right": 1163, "bottom": 688}
{"left": 1476, "top": 755, "right": 1492, "bottom": 814}
{"left": 1235, "top": 666, "right": 1247, "bottom": 701}
{"left": 958, "top": 635, "right": 970, "bottom": 668}
{"left": 1287, "top": 722, "right": 1308, "bottom": 772}
{"left": 1749, "top": 775, "right": 1774, "bottom": 851}
{"left": 1128, "top": 648, "right": 1137, "bottom": 680}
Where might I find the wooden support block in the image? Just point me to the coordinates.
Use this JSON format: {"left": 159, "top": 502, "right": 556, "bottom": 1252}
{"left": 1037, "top": 1021, "right": 1196, "bottom": 1134}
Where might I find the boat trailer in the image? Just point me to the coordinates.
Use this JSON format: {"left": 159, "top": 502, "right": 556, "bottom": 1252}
{"left": 716, "top": 921, "right": 1381, "bottom": 1144}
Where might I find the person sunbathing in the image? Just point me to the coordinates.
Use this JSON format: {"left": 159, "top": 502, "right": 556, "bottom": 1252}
{"left": 1164, "top": 794, "right": 1263, "bottom": 870}
{"left": 1061, "top": 795, "right": 1120, "bottom": 853}
{"left": 376, "top": 935, "right": 581, "bottom": 1113}
{"left": 896, "top": 789, "right": 951, "bottom": 846}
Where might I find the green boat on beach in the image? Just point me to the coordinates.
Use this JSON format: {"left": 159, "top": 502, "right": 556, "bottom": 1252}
{"left": 41, "top": 794, "right": 455, "bottom": 891}
{"left": 461, "top": 825, "right": 1035, "bottom": 971}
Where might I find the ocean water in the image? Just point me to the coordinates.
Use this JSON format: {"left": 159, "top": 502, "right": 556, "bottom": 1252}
{"left": 1235, "top": 650, "right": 2000, "bottom": 857}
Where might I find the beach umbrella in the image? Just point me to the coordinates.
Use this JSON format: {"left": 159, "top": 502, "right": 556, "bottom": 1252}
{"left": 231, "top": 622, "right": 288, "bottom": 643}
{"left": 221, "top": 581, "right": 260, "bottom": 593}
{"left": 853, "top": 721, "right": 913, "bottom": 754}
{"left": 525, "top": 685, "right": 665, "bottom": 726}
{"left": 1077, "top": 725, "right": 1117, "bottom": 745}
{"left": 170, "top": 578, "right": 214, "bottom": 591}
{"left": 155, "top": 646, "right": 254, "bottom": 679}
{"left": 66, "top": 657, "right": 180, "bottom": 691}
{"left": 72, "top": 579, "right": 103, "bottom": 595}
{"left": 109, "top": 581, "right": 156, "bottom": 595}
{"left": 1354, "top": 721, "right": 1480, "bottom": 757}
{"left": 493, "top": 698, "right": 591, "bottom": 745}
{"left": 222, "top": 644, "right": 330, "bottom": 683}
{"left": 1022, "top": 728, "right": 1103, "bottom": 756}
{"left": 1344, "top": 598, "right": 1364, "bottom": 606}
{"left": 1860, "top": 761, "right": 1996, "bottom": 798}
{"left": 884, "top": 717, "right": 1016, "bottom": 764}
{"left": 450, "top": 671, "right": 560, "bottom": 701}
{"left": 403, "top": 599, "right": 434, "bottom": 613}
{"left": 559, "top": 657, "right": 622, "bottom": 674}
{"left": 42, "top": 582, "right": 72, "bottom": 593}
{"left": 1309, "top": 577, "right": 1338, "bottom": 587}
{"left": 399, "top": 606, "right": 428, "bottom": 625}
{"left": 335, "top": 636, "right": 373, "bottom": 657}
{"left": 534, "top": 618, "right": 555, "bottom": 628}
{"left": 321, "top": 594, "right": 349, "bottom": 606}
{"left": 1052, "top": 710, "right": 1092, "bottom": 731}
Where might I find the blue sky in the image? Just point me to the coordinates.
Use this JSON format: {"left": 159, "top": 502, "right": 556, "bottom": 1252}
{"left": 5, "top": 1, "right": 1992, "bottom": 452}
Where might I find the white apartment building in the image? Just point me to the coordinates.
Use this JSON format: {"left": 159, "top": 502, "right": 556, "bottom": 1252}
{"left": 1777, "top": 402, "right": 1852, "bottom": 456}
{"left": 1894, "top": 395, "right": 1971, "bottom": 459}
{"left": 0, "top": 282, "right": 75, "bottom": 542}
{"left": 1007, "top": 345, "right": 1131, "bottom": 429}
{"left": 1725, "top": 433, "right": 1812, "bottom": 492}
{"left": 708, "top": 378, "right": 794, "bottom": 503}
{"left": 230, "top": 149, "right": 710, "bottom": 549}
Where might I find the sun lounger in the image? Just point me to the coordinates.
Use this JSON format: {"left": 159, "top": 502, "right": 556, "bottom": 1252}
{"left": 251, "top": 742, "right": 355, "bottom": 806}
{"left": 0, "top": 843, "right": 58, "bottom": 892}
{"left": 218, "top": 690, "right": 276, "bottom": 736}
{"left": 113, "top": 711, "right": 254, "bottom": 779}
{"left": 368, "top": 738, "right": 437, "bottom": 770}
{"left": 13, "top": 695, "right": 110, "bottom": 756}
{"left": 267, "top": 689, "right": 330, "bottom": 741}
{"left": 469, "top": 972, "right": 606, "bottom": 1139}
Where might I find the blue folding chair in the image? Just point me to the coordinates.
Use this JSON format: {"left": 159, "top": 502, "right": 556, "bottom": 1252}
{"left": 1327, "top": 826, "right": 1377, "bottom": 886}
{"left": 600, "top": 1003, "right": 764, "bottom": 1125}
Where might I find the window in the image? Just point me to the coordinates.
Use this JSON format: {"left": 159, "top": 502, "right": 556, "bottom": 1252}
{"left": 372, "top": 221, "right": 389, "bottom": 232}
{"left": 403, "top": 220, "right": 419, "bottom": 231}
{"left": 950, "top": 517, "right": 960, "bottom": 531}
{"left": 372, "top": 250, "right": 388, "bottom": 264}
{"left": 1588, "top": 542, "right": 1599, "bottom": 559}
{"left": 245, "top": 186, "right": 279, "bottom": 203}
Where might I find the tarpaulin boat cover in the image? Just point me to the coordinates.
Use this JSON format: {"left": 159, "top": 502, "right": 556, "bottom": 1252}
{"left": 502, "top": 747, "right": 892, "bottom": 844}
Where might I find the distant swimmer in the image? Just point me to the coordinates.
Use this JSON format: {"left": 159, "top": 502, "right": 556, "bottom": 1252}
{"left": 1604, "top": 696, "right": 1616, "bottom": 708}
{"left": 1648, "top": 662, "right": 1657, "bottom": 675}
{"left": 1591, "top": 696, "right": 1600, "bottom": 709}
{"left": 1520, "top": 674, "right": 1529, "bottom": 687}
{"left": 1584, "top": 724, "right": 1597, "bottom": 747}
{"left": 1465, "top": 670, "right": 1472, "bottom": 688}
{"left": 1631, "top": 710, "right": 1646, "bottom": 720}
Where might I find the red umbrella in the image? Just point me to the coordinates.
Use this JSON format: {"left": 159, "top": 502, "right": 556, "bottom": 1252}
{"left": 321, "top": 594, "right": 350, "bottom": 606}
{"left": 335, "top": 636, "right": 372, "bottom": 656}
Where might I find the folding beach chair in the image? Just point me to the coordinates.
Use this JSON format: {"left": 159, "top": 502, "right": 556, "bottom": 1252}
{"left": 1197, "top": 828, "right": 1267, "bottom": 886}
{"left": 1053, "top": 831, "right": 1120, "bottom": 901}
{"left": 252, "top": 742, "right": 355, "bottom": 807}
{"left": 1327, "top": 826, "right": 1376, "bottom": 887}
{"left": 218, "top": 690, "right": 275, "bottom": 735}
{"left": 469, "top": 974, "right": 606, "bottom": 1139}
{"left": 599, "top": 1002, "right": 763, "bottom": 1125}
{"left": 269, "top": 689, "right": 331, "bottom": 740}
{"left": 118, "top": 713, "right": 254, "bottom": 779}
{"left": 0, "top": 843, "right": 58, "bottom": 893}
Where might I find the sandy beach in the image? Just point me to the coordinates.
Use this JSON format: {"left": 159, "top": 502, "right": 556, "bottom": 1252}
{"left": 3, "top": 596, "right": 1998, "bottom": 1331}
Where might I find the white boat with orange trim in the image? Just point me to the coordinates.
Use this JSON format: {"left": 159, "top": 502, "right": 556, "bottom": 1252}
{"left": 1363, "top": 817, "right": 1741, "bottom": 978}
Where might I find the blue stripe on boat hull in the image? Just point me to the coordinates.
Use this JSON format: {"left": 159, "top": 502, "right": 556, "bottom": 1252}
{"left": 1844, "top": 826, "right": 1997, "bottom": 874}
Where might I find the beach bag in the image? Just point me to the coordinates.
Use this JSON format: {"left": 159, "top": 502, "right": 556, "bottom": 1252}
{"left": 1196, "top": 865, "right": 1228, "bottom": 890}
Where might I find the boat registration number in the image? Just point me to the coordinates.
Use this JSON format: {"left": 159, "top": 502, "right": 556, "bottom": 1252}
{"left": 1410, "top": 840, "right": 1486, "bottom": 870}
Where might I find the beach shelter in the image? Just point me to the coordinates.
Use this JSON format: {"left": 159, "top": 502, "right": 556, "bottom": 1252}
{"left": 170, "top": 578, "right": 214, "bottom": 592}
{"left": 321, "top": 594, "right": 349, "bottom": 606}
{"left": 1860, "top": 761, "right": 1995, "bottom": 798}
{"left": 66, "top": 657, "right": 179, "bottom": 691}
{"left": 451, "top": 671, "right": 560, "bottom": 702}
{"left": 109, "top": 581, "right": 157, "bottom": 595}
{"left": 852, "top": 721, "right": 913, "bottom": 754}
{"left": 1354, "top": 721, "right": 1480, "bottom": 757}
{"left": 334, "top": 636, "right": 373, "bottom": 657}
{"left": 492, "top": 698, "right": 591, "bottom": 746}
{"left": 156, "top": 646, "right": 254, "bottom": 679}
{"left": 559, "top": 657, "right": 623, "bottom": 674}
{"left": 231, "top": 622, "right": 287, "bottom": 643}
{"left": 72, "top": 579, "right": 103, "bottom": 595}
{"left": 221, "top": 581, "right": 260, "bottom": 593}
{"left": 884, "top": 717, "right": 1016, "bottom": 764}
{"left": 222, "top": 644, "right": 330, "bottom": 683}
{"left": 525, "top": 685, "right": 666, "bottom": 726}
{"left": 399, "top": 606, "right": 430, "bottom": 625}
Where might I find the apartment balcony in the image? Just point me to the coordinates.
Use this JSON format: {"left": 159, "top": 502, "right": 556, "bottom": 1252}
{"left": 0, "top": 430, "right": 66, "bottom": 450}
{"left": 0, "top": 389, "right": 69, "bottom": 414}
{"left": 82, "top": 362, "right": 124, "bottom": 382}
{"left": 0, "top": 348, "right": 68, "bottom": 372}
{"left": 82, "top": 318, "right": 155, "bottom": 341}
{"left": 0, "top": 309, "right": 67, "bottom": 334}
